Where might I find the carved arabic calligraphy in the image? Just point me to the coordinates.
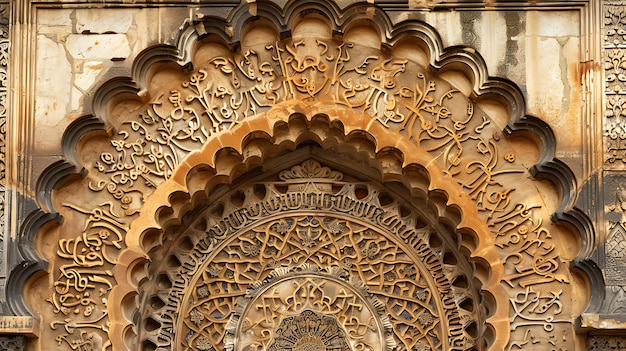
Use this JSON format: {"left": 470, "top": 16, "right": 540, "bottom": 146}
{"left": 49, "top": 203, "right": 125, "bottom": 351}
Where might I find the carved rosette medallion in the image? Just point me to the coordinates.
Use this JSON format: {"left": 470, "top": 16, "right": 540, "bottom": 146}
{"left": 267, "top": 310, "right": 350, "bottom": 351}
{"left": 139, "top": 160, "right": 481, "bottom": 351}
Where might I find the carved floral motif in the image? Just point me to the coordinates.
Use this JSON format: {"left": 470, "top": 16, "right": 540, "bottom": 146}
{"left": 605, "top": 5, "right": 626, "bottom": 48}
{"left": 603, "top": 3, "right": 626, "bottom": 326}
{"left": 605, "top": 3, "right": 626, "bottom": 163}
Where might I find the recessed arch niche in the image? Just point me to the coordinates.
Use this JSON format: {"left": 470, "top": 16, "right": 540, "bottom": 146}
{"left": 22, "top": 1, "right": 592, "bottom": 351}
{"left": 129, "top": 135, "right": 501, "bottom": 351}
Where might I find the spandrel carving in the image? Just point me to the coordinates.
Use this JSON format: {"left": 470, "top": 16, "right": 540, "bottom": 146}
{"left": 48, "top": 202, "right": 126, "bottom": 351}
{"left": 88, "top": 37, "right": 525, "bottom": 221}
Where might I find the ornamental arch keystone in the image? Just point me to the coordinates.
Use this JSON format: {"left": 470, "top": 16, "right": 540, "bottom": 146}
{"left": 17, "top": 1, "right": 594, "bottom": 351}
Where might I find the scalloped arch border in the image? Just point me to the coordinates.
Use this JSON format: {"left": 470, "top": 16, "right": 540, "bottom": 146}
{"left": 110, "top": 112, "right": 508, "bottom": 351}
{"left": 12, "top": 0, "right": 599, "bottom": 348}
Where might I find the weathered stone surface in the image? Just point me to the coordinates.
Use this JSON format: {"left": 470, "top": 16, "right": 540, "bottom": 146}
{"left": 75, "top": 9, "right": 134, "bottom": 34}
{"left": 34, "top": 34, "right": 72, "bottom": 152}
{"left": 74, "top": 60, "right": 105, "bottom": 92}
{"left": 36, "top": 9, "right": 72, "bottom": 27}
{"left": 65, "top": 34, "right": 131, "bottom": 60}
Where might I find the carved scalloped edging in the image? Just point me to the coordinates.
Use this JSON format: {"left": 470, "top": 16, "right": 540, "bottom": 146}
{"left": 573, "top": 259, "right": 605, "bottom": 313}
{"left": 16, "top": 1, "right": 595, "bottom": 350}
{"left": 35, "top": 161, "right": 84, "bottom": 215}
{"left": 61, "top": 115, "right": 106, "bottom": 167}
{"left": 161, "top": 0, "right": 595, "bottom": 319}
{"left": 7, "top": 210, "right": 56, "bottom": 317}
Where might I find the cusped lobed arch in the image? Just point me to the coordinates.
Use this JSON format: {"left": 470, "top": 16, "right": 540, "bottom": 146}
{"left": 21, "top": 1, "right": 594, "bottom": 351}
{"left": 113, "top": 115, "right": 507, "bottom": 351}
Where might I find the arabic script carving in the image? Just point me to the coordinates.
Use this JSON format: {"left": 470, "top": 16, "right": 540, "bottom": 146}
{"left": 49, "top": 202, "right": 126, "bottom": 351}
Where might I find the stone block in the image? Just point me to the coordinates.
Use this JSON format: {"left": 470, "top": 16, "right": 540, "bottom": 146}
{"left": 75, "top": 9, "right": 134, "bottom": 34}
{"left": 65, "top": 34, "right": 131, "bottom": 60}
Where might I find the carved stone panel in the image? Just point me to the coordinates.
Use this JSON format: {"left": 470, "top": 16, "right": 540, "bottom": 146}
{"left": 605, "top": 2, "right": 626, "bottom": 164}
{"left": 589, "top": 335, "right": 626, "bottom": 350}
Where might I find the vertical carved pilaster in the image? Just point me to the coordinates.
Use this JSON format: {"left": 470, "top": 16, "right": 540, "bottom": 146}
{"left": 604, "top": 176, "right": 626, "bottom": 314}
{"left": 603, "top": 0, "right": 626, "bottom": 322}
{"left": 604, "top": 2, "right": 626, "bottom": 163}
{"left": 0, "top": 336, "right": 24, "bottom": 351}
{"left": 0, "top": 1, "right": 9, "bottom": 310}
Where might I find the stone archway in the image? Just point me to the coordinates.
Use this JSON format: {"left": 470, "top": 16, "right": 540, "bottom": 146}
{"left": 23, "top": 2, "right": 590, "bottom": 351}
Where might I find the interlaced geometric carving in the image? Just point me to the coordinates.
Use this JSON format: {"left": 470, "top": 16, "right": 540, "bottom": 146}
{"left": 139, "top": 159, "right": 481, "bottom": 351}
{"left": 0, "top": 336, "right": 25, "bottom": 351}
{"left": 588, "top": 335, "right": 626, "bottom": 351}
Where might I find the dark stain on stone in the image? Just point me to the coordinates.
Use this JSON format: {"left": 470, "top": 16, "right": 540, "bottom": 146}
{"left": 460, "top": 11, "right": 480, "bottom": 49}
{"left": 497, "top": 11, "right": 525, "bottom": 88}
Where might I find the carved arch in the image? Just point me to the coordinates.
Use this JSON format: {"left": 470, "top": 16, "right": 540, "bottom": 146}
{"left": 112, "top": 116, "right": 507, "bottom": 351}
{"left": 18, "top": 1, "right": 595, "bottom": 351}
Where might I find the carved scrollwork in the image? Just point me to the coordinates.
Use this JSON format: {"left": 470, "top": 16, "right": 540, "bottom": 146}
{"left": 605, "top": 3, "right": 626, "bottom": 163}
{"left": 48, "top": 202, "right": 126, "bottom": 351}
{"left": 88, "top": 37, "right": 499, "bottom": 216}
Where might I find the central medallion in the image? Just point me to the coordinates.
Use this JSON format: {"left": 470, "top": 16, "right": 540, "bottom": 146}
{"left": 224, "top": 265, "right": 393, "bottom": 351}
{"left": 268, "top": 310, "right": 351, "bottom": 351}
